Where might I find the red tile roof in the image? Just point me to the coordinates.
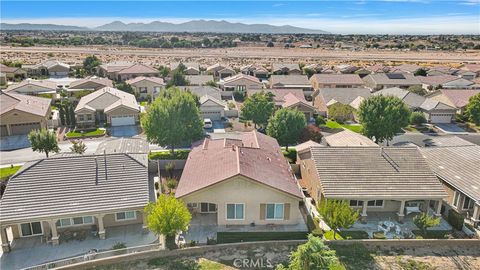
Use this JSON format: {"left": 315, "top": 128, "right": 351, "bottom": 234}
{"left": 176, "top": 131, "right": 302, "bottom": 198}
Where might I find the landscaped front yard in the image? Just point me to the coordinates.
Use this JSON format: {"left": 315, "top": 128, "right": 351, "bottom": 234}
{"left": 324, "top": 120, "right": 363, "bottom": 133}
{"left": 66, "top": 128, "right": 106, "bottom": 138}
{"left": 0, "top": 166, "right": 21, "bottom": 180}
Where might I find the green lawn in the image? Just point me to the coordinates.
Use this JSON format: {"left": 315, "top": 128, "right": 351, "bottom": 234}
{"left": 0, "top": 166, "right": 21, "bottom": 180}
{"left": 140, "top": 101, "right": 148, "bottom": 107}
{"left": 149, "top": 150, "right": 191, "bottom": 160}
{"left": 324, "top": 121, "right": 363, "bottom": 133}
{"left": 66, "top": 128, "right": 105, "bottom": 138}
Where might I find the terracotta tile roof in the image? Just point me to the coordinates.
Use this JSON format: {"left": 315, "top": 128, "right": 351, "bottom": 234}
{"left": 0, "top": 91, "right": 51, "bottom": 117}
{"left": 176, "top": 131, "right": 302, "bottom": 198}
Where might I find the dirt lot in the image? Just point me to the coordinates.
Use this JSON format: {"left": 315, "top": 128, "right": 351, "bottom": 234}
{"left": 92, "top": 241, "right": 480, "bottom": 270}
{"left": 2, "top": 45, "right": 479, "bottom": 68}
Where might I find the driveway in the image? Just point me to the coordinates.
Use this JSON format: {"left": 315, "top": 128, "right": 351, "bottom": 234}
{"left": 109, "top": 125, "right": 139, "bottom": 137}
{"left": 0, "top": 135, "right": 30, "bottom": 151}
{"left": 435, "top": 123, "right": 468, "bottom": 134}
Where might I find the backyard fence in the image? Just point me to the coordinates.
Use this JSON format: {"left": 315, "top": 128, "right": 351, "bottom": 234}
{"left": 22, "top": 243, "right": 161, "bottom": 270}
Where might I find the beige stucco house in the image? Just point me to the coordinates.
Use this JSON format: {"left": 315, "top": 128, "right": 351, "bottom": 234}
{"left": 75, "top": 87, "right": 140, "bottom": 127}
{"left": 24, "top": 60, "right": 70, "bottom": 77}
{"left": 98, "top": 62, "right": 159, "bottom": 81}
{"left": 309, "top": 74, "right": 365, "bottom": 90}
{"left": 0, "top": 64, "right": 27, "bottom": 81}
{"left": 0, "top": 91, "right": 51, "bottom": 136}
{"left": 5, "top": 79, "right": 58, "bottom": 96}
{"left": 176, "top": 131, "right": 305, "bottom": 228}
{"left": 0, "top": 153, "right": 151, "bottom": 253}
{"left": 126, "top": 76, "right": 165, "bottom": 100}
{"left": 219, "top": 74, "right": 263, "bottom": 92}
{"left": 170, "top": 62, "right": 200, "bottom": 75}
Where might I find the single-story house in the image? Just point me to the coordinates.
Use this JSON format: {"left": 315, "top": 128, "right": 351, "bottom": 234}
{"left": 419, "top": 75, "right": 475, "bottom": 90}
{"left": 312, "top": 87, "right": 371, "bottom": 118}
{"left": 390, "top": 64, "right": 424, "bottom": 74}
{"left": 427, "top": 89, "right": 480, "bottom": 114}
{"left": 272, "top": 63, "right": 302, "bottom": 75}
{"left": 98, "top": 62, "right": 133, "bottom": 79}
{"left": 0, "top": 153, "right": 151, "bottom": 252}
{"left": 363, "top": 73, "right": 422, "bottom": 91}
{"left": 269, "top": 75, "right": 312, "bottom": 96}
{"left": 462, "top": 64, "right": 480, "bottom": 77}
{"left": 185, "top": 75, "right": 214, "bottom": 86}
{"left": 74, "top": 87, "right": 140, "bottom": 127}
{"left": 365, "top": 64, "right": 390, "bottom": 74}
{"left": 374, "top": 87, "right": 456, "bottom": 123}
{"left": 420, "top": 145, "right": 480, "bottom": 228}
{"left": 298, "top": 146, "right": 447, "bottom": 222}
{"left": 334, "top": 64, "right": 359, "bottom": 74}
{"left": 24, "top": 60, "right": 70, "bottom": 77}
{"left": 458, "top": 71, "right": 477, "bottom": 81}
{"left": 98, "top": 62, "right": 158, "bottom": 81}
{"left": 206, "top": 63, "right": 235, "bottom": 79}
{"left": 68, "top": 76, "right": 113, "bottom": 92}
{"left": 180, "top": 86, "right": 229, "bottom": 120}
{"left": 5, "top": 79, "right": 58, "bottom": 96}
{"left": 0, "top": 91, "right": 51, "bottom": 136}
{"left": 170, "top": 62, "right": 200, "bottom": 75}
{"left": 240, "top": 64, "right": 269, "bottom": 80}
{"left": 126, "top": 76, "right": 165, "bottom": 100}
{"left": 309, "top": 74, "right": 365, "bottom": 90}
{"left": 0, "top": 64, "right": 27, "bottom": 81}
{"left": 427, "top": 66, "right": 459, "bottom": 76}
{"left": 324, "top": 129, "right": 378, "bottom": 147}
{"left": 219, "top": 74, "right": 262, "bottom": 92}
{"left": 176, "top": 131, "right": 305, "bottom": 228}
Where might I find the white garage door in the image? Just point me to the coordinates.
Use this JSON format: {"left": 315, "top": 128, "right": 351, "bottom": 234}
{"left": 430, "top": 113, "right": 453, "bottom": 124}
{"left": 201, "top": 111, "right": 222, "bottom": 121}
{"left": 111, "top": 116, "right": 135, "bottom": 126}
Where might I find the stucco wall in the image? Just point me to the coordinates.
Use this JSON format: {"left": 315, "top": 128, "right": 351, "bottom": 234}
{"left": 0, "top": 109, "right": 49, "bottom": 126}
{"left": 181, "top": 175, "right": 303, "bottom": 226}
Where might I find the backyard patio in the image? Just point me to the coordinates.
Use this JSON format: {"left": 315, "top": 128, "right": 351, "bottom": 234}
{"left": 343, "top": 212, "right": 452, "bottom": 239}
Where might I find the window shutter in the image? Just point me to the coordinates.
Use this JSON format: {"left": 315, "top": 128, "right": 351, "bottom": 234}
{"left": 284, "top": 203, "right": 290, "bottom": 220}
{"left": 260, "top": 204, "right": 266, "bottom": 220}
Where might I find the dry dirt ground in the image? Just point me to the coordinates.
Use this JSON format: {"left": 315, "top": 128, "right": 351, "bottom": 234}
{"left": 93, "top": 242, "right": 480, "bottom": 270}
{"left": 2, "top": 45, "right": 479, "bottom": 68}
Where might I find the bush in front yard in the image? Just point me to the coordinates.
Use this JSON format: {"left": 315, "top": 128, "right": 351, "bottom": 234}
{"left": 149, "top": 150, "right": 191, "bottom": 160}
{"left": 410, "top": 111, "right": 427, "bottom": 126}
{"left": 447, "top": 209, "right": 464, "bottom": 230}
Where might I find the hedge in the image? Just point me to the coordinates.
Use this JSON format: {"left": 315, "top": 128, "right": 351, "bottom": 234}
{"left": 447, "top": 209, "right": 464, "bottom": 230}
{"left": 149, "top": 150, "right": 191, "bottom": 160}
{"left": 412, "top": 230, "right": 450, "bottom": 239}
{"left": 282, "top": 149, "right": 297, "bottom": 163}
{"left": 216, "top": 231, "right": 308, "bottom": 243}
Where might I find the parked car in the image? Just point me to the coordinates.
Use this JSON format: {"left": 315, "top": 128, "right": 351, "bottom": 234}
{"left": 204, "top": 118, "right": 213, "bottom": 129}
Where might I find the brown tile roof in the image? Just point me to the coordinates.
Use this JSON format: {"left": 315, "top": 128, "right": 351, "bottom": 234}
{"left": 310, "top": 74, "right": 364, "bottom": 85}
{"left": 126, "top": 76, "right": 165, "bottom": 85}
{"left": 437, "top": 89, "right": 480, "bottom": 108}
{"left": 223, "top": 73, "right": 261, "bottom": 84}
{"left": 418, "top": 75, "right": 458, "bottom": 85}
{"left": 117, "top": 64, "right": 158, "bottom": 75}
{"left": 176, "top": 131, "right": 302, "bottom": 198}
{"left": 324, "top": 130, "right": 378, "bottom": 147}
{"left": 69, "top": 76, "right": 113, "bottom": 89}
{"left": 0, "top": 91, "right": 51, "bottom": 117}
{"left": 75, "top": 87, "right": 139, "bottom": 113}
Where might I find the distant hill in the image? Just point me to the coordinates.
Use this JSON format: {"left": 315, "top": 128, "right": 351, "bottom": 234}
{"left": 1, "top": 20, "right": 329, "bottom": 34}
{"left": 1, "top": 23, "right": 89, "bottom": 31}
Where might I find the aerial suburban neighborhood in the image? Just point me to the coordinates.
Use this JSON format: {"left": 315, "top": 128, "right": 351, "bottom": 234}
{"left": 0, "top": 1, "right": 480, "bottom": 270}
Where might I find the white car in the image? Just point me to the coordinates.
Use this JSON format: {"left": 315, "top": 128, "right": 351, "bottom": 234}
{"left": 204, "top": 118, "right": 213, "bottom": 129}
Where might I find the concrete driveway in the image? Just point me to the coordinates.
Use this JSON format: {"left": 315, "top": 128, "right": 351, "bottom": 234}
{"left": 0, "top": 135, "right": 30, "bottom": 151}
{"left": 109, "top": 125, "right": 139, "bottom": 137}
{"left": 435, "top": 123, "right": 468, "bottom": 134}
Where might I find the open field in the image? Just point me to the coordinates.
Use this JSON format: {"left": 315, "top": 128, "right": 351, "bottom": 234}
{"left": 2, "top": 45, "right": 479, "bottom": 68}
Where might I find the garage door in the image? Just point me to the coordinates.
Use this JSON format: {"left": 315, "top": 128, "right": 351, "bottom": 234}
{"left": 10, "top": 123, "right": 40, "bottom": 135}
{"left": 201, "top": 111, "right": 222, "bottom": 121}
{"left": 0, "top": 125, "right": 8, "bottom": 137}
{"left": 430, "top": 113, "right": 453, "bottom": 124}
{"left": 111, "top": 116, "right": 135, "bottom": 126}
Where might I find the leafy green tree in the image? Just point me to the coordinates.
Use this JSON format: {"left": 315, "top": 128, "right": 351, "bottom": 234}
{"left": 142, "top": 88, "right": 204, "bottom": 154}
{"left": 70, "top": 140, "right": 87, "bottom": 154}
{"left": 465, "top": 93, "right": 480, "bottom": 125}
{"left": 317, "top": 199, "right": 359, "bottom": 240}
{"left": 83, "top": 55, "right": 101, "bottom": 75}
{"left": 69, "top": 103, "right": 76, "bottom": 127}
{"left": 28, "top": 129, "right": 60, "bottom": 158}
{"left": 315, "top": 115, "right": 326, "bottom": 126}
{"left": 204, "top": 80, "right": 217, "bottom": 87}
{"left": 241, "top": 91, "right": 275, "bottom": 128}
{"left": 357, "top": 95, "right": 410, "bottom": 143}
{"left": 407, "top": 85, "right": 427, "bottom": 96}
{"left": 64, "top": 103, "right": 71, "bottom": 126}
{"left": 59, "top": 104, "right": 66, "bottom": 126}
{"left": 413, "top": 212, "right": 440, "bottom": 237}
{"left": 410, "top": 111, "right": 427, "bottom": 126}
{"left": 144, "top": 195, "right": 191, "bottom": 250}
{"left": 303, "top": 67, "right": 315, "bottom": 78}
{"left": 116, "top": 82, "right": 135, "bottom": 95}
{"left": 414, "top": 68, "right": 427, "bottom": 76}
{"left": 278, "top": 235, "right": 339, "bottom": 270}
{"left": 267, "top": 108, "right": 306, "bottom": 150}
{"left": 328, "top": 103, "right": 354, "bottom": 123}
{"left": 167, "top": 70, "right": 189, "bottom": 87}
{"left": 158, "top": 66, "right": 170, "bottom": 78}
{"left": 267, "top": 41, "right": 274, "bottom": 47}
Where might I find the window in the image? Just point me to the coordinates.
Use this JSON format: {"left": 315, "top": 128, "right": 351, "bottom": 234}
{"left": 116, "top": 211, "right": 136, "bottom": 221}
{"left": 187, "top": 203, "right": 198, "bottom": 208}
{"left": 87, "top": 114, "right": 92, "bottom": 121}
{"left": 56, "top": 216, "right": 93, "bottom": 228}
{"left": 78, "top": 115, "right": 84, "bottom": 121}
{"left": 349, "top": 200, "right": 364, "bottom": 207}
{"left": 200, "top": 203, "right": 216, "bottom": 213}
{"left": 226, "top": 203, "right": 244, "bottom": 220}
{"left": 463, "top": 197, "right": 474, "bottom": 210}
{"left": 20, "top": 222, "right": 43, "bottom": 237}
{"left": 367, "top": 200, "right": 384, "bottom": 207}
{"left": 139, "top": 87, "right": 148, "bottom": 93}
{"left": 266, "top": 203, "right": 284, "bottom": 220}
{"left": 453, "top": 191, "right": 460, "bottom": 208}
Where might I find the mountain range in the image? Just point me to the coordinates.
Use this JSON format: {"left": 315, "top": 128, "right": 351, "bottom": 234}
{"left": 1, "top": 20, "right": 329, "bottom": 34}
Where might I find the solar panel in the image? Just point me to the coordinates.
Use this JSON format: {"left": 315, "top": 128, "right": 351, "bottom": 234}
{"left": 386, "top": 73, "right": 406, "bottom": 79}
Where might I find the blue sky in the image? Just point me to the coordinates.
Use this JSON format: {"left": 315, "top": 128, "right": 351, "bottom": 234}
{"left": 1, "top": 1, "right": 479, "bottom": 34}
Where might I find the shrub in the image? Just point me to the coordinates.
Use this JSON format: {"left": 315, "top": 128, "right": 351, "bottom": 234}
{"left": 206, "top": 237, "right": 217, "bottom": 245}
{"left": 410, "top": 111, "right": 427, "bottom": 126}
{"left": 164, "top": 161, "right": 175, "bottom": 178}
{"left": 328, "top": 103, "right": 354, "bottom": 123}
{"left": 233, "top": 90, "right": 245, "bottom": 102}
{"left": 149, "top": 150, "right": 191, "bottom": 160}
{"left": 315, "top": 115, "right": 326, "bottom": 126}
{"left": 188, "top": 240, "right": 196, "bottom": 247}
{"left": 112, "top": 242, "right": 126, "bottom": 250}
{"left": 300, "top": 124, "right": 323, "bottom": 143}
{"left": 373, "top": 231, "right": 386, "bottom": 239}
{"left": 282, "top": 149, "right": 297, "bottom": 163}
{"left": 447, "top": 209, "right": 464, "bottom": 230}
{"left": 166, "top": 178, "right": 177, "bottom": 192}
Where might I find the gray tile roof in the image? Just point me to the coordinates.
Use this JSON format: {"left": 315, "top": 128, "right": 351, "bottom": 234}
{"left": 185, "top": 75, "right": 214, "bottom": 86}
{"left": 180, "top": 86, "right": 222, "bottom": 100}
{"left": 270, "top": 75, "right": 310, "bottom": 86}
{"left": 387, "top": 134, "right": 475, "bottom": 147}
{"left": 374, "top": 87, "right": 455, "bottom": 112}
{"left": 309, "top": 146, "right": 447, "bottom": 199}
{"left": 366, "top": 73, "right": 421, "bottom": 86}
{"left": 318, "top": 88, "right": 371, "bottom": 105}
{"left": 0, "top": 154, "right": 150, "bottom": 223}
{"left": 324, "top": 130, "right": 378, "bottom": 147}
{"left": 420, "top": 146, "right": 480, "bottom": 203}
